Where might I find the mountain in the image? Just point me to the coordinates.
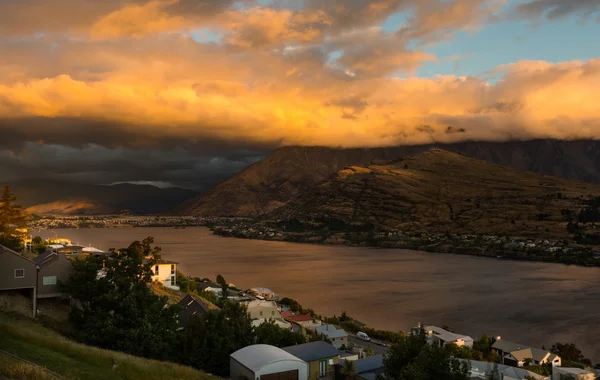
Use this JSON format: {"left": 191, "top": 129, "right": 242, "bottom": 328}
{"left": 267, "top": 149, "right": 600, "bottom": 237}
{"left": 180, "top": 139, "right": 600, "bottom": 217}
{"left": 8, "top": 181, "right": 198, "bottom": 215}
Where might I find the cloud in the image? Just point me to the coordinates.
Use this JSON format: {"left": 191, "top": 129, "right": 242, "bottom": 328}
{"left": 1, "top": 0, "right": 600, "bottom": 188}
{"left": 511, "top": 0, "right": 600, "bottom": 22}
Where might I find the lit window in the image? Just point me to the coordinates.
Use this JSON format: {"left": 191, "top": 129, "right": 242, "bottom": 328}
{"left": 14, "top": 269, "right": 25, "bottom": 278}
{"left": 155, "top": 265, "right": 159, "bottom": 275}
{"left": 43, "top": 276, "right": 57, "bottom": 285}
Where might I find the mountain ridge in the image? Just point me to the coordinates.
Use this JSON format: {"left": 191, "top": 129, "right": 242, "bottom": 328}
{"left": 180, "top": 139, "right": 600, "bottom": 217}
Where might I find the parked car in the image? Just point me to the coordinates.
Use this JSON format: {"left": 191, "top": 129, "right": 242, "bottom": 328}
{"left": 357, "top": 332, "right": 371, "bottom": 341}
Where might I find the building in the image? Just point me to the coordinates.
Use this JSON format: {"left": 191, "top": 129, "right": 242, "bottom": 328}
{"left": 48, "top": 238, "right": 71, "bottom": 246}
{"left": 415, "top": 325, "right": 474, "bottom": 348}
{"left": 177, "top": 294, "right": 216, "bottom": 326}
{"left": 351, "top": 354, "right": 384, "bottom": 380}
{"left": 244, "top": 299, "right": 291, "bottom": 329}
{"left": 56, "top": 245, "right": 84, "bottom": 256}
{"left": 287, "top": 314, "right": 321, "bottom": 330}
{"left": 283, "top": 342, "right": 340, "bottom": 380}
{"left": 197, "top": 282, "right": 223, "bottom": 294}
{"left": 463, "top": 360, "right": 547, "bottom": 380}
{"left": 251, "top": 287, "right": 278, "bottom": 301}
{"left": 492, "top": 339, "right": 561, "bottom": 367}
{"left": 552, "top": 367, "right": 595, "bottom": 380}
{"left": 0, "top": 245, "right": 37, "bottom": 317}
{"left": 230, "top": 344, "right": 308, "bottom": 380}
{"left": 314, "top": 325, "right": 348, "bottom": 349}
{"left": 149, "top": 259, "right": 179, "bottom": 290}
{"left": 34, "top": 251, "right": 72, "bottom": 299}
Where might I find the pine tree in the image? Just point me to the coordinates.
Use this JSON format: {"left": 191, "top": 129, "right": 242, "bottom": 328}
{"left": 0, "top": 186, "right": 27, "bottom": 250}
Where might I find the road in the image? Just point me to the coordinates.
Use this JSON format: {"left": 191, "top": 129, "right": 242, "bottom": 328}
{"left": 347, "top": 333, "right": 389, "bottom": 356}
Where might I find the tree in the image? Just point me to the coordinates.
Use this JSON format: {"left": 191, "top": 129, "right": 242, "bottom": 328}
{"left": 64, "top": 237, "right": 179, "bottom": 361}
{"left": 364, "top": 346, "right": 375, "bottom": 357}
{"left": 254, "top": 319, "right": 306, "bottom": 347}
{"left": 486, "top": 363, "right": 500, "bottom": 380}
{"left": 550, "top": 342, "right": 588, "bottom": 364}
{"left": 216, "top": 274, "right": 229, "bottom": 300}
{"left": 180, "top": 301, "right": 253, "bottom": 377}
{"left": 341, "top": 359, "right": 358, "bottom": 380}
{"left": 382, "top": 330, "right": 469, "bottom": 380}
{"left": 0, "top": 186, "right": 27, "bottom": 250}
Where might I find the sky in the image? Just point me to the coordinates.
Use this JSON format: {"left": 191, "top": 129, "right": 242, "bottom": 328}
{"left": 0, "top": 0, "right": 599, "bottom": 190}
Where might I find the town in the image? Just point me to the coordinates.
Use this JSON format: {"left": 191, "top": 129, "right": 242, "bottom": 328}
{"left": 1, "top": 231, "right": 598, "bottom": 380}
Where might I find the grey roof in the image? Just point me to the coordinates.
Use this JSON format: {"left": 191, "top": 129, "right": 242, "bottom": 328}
{"left": 353, "top": 354, "right": 384, "bottom": 374}
{"left": 231, "top": 344, "right": 306, "bottom": 372}
{"left": 33, "top": 251, "right": 58, "bottom": 267}
{"left": 0, "top": 245, "right": 36, "bottom": 265}
{"left": 315, "top": 325, "right": 348, "bottom": 339}
{"left": 491, "top": 340, "right": 528, "bottom": 353}
{"left": 282, "top": 341, "right": 339, "bottom": 363}
{"left": 462, "top": 360, "right": 546, "bottom": 380}
{"left": 558, "top": 367, "right": 594, "bottom": 375}
{"left": 198, "top": 282, "right": 221, "bottom": 290}
{"left": 177, "top": 294, "right": 214, "bottom": 325}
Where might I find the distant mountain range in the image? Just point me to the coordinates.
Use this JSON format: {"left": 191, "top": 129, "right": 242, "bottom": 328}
{"left": 8, "top": 181, "right": 198, "bottom": 215}
{"left": 180, "top": 139, "right": 600, "bottom": 217}
{"left": 267, "top": 149, "right": 600, "bottom": 237}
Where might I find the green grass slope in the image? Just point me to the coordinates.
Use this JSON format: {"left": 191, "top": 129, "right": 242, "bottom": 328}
{"left": 0, "top": 312, "right": 219, "bottom": 380}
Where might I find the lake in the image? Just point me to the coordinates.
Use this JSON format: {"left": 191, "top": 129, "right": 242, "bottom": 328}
{"left": 35, "top": 227, "right": 600, "bottom": 361}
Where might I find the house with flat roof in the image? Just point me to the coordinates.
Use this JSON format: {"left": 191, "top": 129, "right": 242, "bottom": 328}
{"left": 414, "top": 325, "right": 474, "bottom": 348}
{"left": 148, "top": 259, "right": 179, "bottom": 290}
{"left": 283, "top": 341, "right": 339, "bottom": 380}
{"left": 314, "top": 324, "right": 348, "bottom": 349}
{"left": 33, "top": 250, "right": 72, "bottom": 299}
{"left": 230, "top": 344, "right": 309, "bottom": 380}
{"left": 463, "top": 359, "right": 547, "bottom": 380}
{"left": 492, "top": 339, "right": 561, "bottom": 367}
{"left": 0, "top": 244, "right": 37, "bottom": 317}
{"left": 552, "top": 367, "right": 595, "bottom": 380}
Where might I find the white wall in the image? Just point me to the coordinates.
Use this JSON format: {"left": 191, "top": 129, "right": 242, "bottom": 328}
{"left": 152, "top": 263, "right": 178, "bottom": 289}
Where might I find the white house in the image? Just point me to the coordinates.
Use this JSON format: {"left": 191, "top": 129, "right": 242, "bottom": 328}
{"left": 492, "top": 339, "right": 561, "bottom": 368}
{"left": 315, "top": 325, "right": 348, "bottom": 349}
{"left": 150, "top": 259, "right": 179, "bottom": 290}
{"left": 416, "top": 325, "right": 474, "bottom": 348}
{"left": 244, "top": 300, "right": 292, "bottom": 330}
{"left": 231, "top": 344, "right": 308, "bottom": 380}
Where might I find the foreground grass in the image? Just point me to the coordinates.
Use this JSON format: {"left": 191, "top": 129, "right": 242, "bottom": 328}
{"left": 0, "top": 312, "right": 219, "bottom": 380}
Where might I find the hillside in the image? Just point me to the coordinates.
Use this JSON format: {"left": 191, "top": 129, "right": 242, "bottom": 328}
{"left": 180, "top": 139, "right": 600, "bottom": 217}
{"left": 0, "top": 312, "right": 218, "bottom": 380}
{"left": 9, "top": 181, "right": 198, "bottom": 215}
{"left": 267, "top": 149, "right": 600, "bottom": 238}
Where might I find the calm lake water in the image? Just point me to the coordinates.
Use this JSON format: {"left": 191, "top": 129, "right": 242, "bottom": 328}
{"left": 36, "top": 227, "right": 600, "bottom": 361}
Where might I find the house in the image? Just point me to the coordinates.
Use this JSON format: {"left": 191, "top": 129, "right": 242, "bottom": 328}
{"left": 149, "top": 259, "right": 179, "bottom": 290}
{"left": 244, "top": 299, "right": 291, "bottom": 330}
{"left": 176, "top": 294, "right": 215, "bottom": 326}
{"left": 56, "top": 245, "right": 84, "bottom": 256}
{"left": 492, "top": 339, "right": 561, "bottom": 367}
{"left": 230, "top": 344, "right": 309, "bottom": 380}
{"left": 287, "top": 314, "right": 321, "bottom": 330}
{"left": 251, "top": 287, "right": 278, "bottom": 301}
{"left": 283, "top": 341, "right": 340, "bottom": 380}
{"left": 197, "top": 282, "right": 223, "bottom": 294}
{"left": 0, "top": 245, "right": 37, "bottom": 317}
{"left": 34, "top": 250, "right": 72, "bottom": 299}
{"left": 463, "top": 360, "right": 547, "bottom": 380}
{"left": 281, "top": 310, "right": 294, "bottom": 319}
{"left": 48, "top": 238, "right": 71, "bottom": 246}
{"left": 314, "top": 325, "right": 348, "bottom": 349}
{"left": 414, "top": 325, "right": 474, "bottom": 348}
{"left": 350, "top": 354, "right": 384, "bottom": 380}
{"left": 552, "top": 367, "right": 595, "bottom": 380}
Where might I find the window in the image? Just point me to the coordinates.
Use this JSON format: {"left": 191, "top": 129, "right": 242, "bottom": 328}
{"left": 319, "top": 360, "right": 327, "bottom": 378}
{"left": 171, "top": 275, "right": 176, "bottom": 287}
{"left": 171, "top": 264, "right": 175, "bottom": 274}
{"left": 260, "top": 311, "right": 263, "bottom": 316}
{"left": 155, "top": 265, "right": 159, "bottom": 275}
{"left": 271, "top": 311, "right": 275, "bottom": 316}
{"left": 14, "top": 269, "right": 25, "bottom": 278}
{"left": 43, "top": 276, "right": 57, "bottom": 285}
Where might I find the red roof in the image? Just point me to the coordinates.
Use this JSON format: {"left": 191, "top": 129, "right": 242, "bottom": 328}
{"left": 288, "top": 315, "right": 313, "bottom": 322}
{"left": 281, "top": 311, "right": 294, "bottom": 319}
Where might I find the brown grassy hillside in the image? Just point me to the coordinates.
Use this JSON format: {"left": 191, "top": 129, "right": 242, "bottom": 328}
{"left": 267, "top": 149, "right": 600, "bottom": 238}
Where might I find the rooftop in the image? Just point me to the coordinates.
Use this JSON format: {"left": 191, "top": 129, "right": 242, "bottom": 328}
{"left": 424, "top": 325, "right": 473, "bottom": 344}
{"left": 287, "top": 315, "right": 313, "bottom": 322}
{"left": 315, "top": 324, "right": 348, "bottom": 339}
{"left": 282, "top": 341, "right": 339, "bottom": 363}
{"left": 231, "top": 344, "right": 306, "bottom": 372}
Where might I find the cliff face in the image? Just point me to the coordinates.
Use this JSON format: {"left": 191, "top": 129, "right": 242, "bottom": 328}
{"left": 180, "top": 139, "right": 600, "bottom": 217}
{"left": 267, "top": 149, "right": 600, "bottom": 237}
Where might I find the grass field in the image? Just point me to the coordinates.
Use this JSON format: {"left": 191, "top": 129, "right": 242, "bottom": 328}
{"left": 0, "top": 312, "right": 219, "bottom": 380}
